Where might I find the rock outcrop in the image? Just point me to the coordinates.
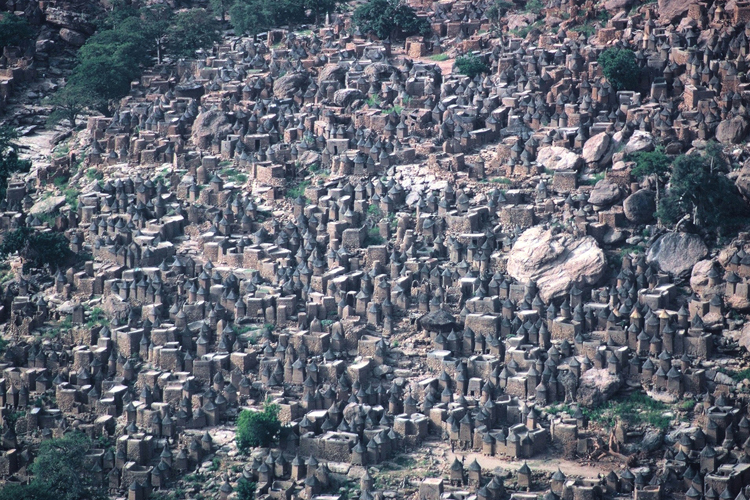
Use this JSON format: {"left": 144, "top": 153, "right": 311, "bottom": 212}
{"left": 507, "top": 227, "right": 607, "bottom": 301}
{"left": 646, "top": 232, "right": 708, "bottom": 278}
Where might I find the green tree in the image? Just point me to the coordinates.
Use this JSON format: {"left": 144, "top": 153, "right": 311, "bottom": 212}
{"left": 353, "top": 0, "right": 431, "bottom": 40}
{"left": 0, "top": 13, "right": 34, "bottom": 48}
{"left": 598, "top": 48, "right": 640, "bottom": 91}
{"left": 229, "top": 0, "right": 308, "bottom": 36}
{"left": 455, "top": 54, "right": 489, "bottom": 78}
{"left": 30, "top": 433, "right": 106, "bottom": 500}
{"left": 229, "top": 0, "right": 272, "bottom": 37}
{"left": 236, "top": 402, "right": 281, "bottom": 451}
{"left": 47, "top": 85, "right": 105, "bottom": 128}
{"left": 629, "top": 147, "right": 671, "bottom": 182}
{"left": 0, "top": 126, "right": 32, "bottom": 199}
{"left": 166, "top": 9, "right": 222, "bottom": 58}
{"left": 657, "top": 144, "right": 748, "bottom": 233}
{"left": 236, "top": 478, "right": 257, "bottom": 500}
{"left": 486, "top": 0, "right": 515, "bottom": 26}
{"left": 0, "top": 482, "right": 53, "bottom": 500}
{"left": 628, "top": 147, "right": 672, "bottom": 224}
{"left": 210, "top": 0, "right": 233, "bottom": 22}
{"left": 0, "top": 227, "right": 73, "bottom": 270}
{"left": 0, "top": 433, "right": 106, "bottom": 500}
{"left": 305, "top": 0, "right": 340, "bottom": 24}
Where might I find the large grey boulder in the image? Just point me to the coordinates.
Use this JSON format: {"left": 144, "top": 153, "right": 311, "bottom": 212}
{"left": 318, "top": 63, "right": 348, "bottom": 84}
{"left": 30, "top": 195, "right": 66, "bottom": 216}
{"left": 577, "top": 369, "right": 623, "bottom": 407}
{"left": 622, "top": 131, "right": 654, "bottom": 155}
{"left": 536, "top": 146, "right": 582, "bottom": 171}
{"left": 604, "top": 0, "right": 634, "bottom": 11}
{"left": 59, "top": 28, "right": 86, "bottom": 47}
{"left": 419, "top": 309, "right": 456, "bottom": 334}
{"left": 588, "top": 180, "right": 621, "bottom": 207}
{"left": 623, "top": 189, "right": 656, "bottom": 223}
{"left": 273, "top": 72, "right": 309, "bottom": 98}
{"left": 658, "top": 0, "right": 698, "bottom": 22}
{"left": 735, "top": 163, "right": 750, "bottom": 199}
{"left": 716, "top": 116, "right": 749, "bottom": 144}
{"left": 507, "top": 227, "right": 607, "bottom": 301}
{"left": 191, "top": 108, "right": 233, "bottom": 145}
{"left": 582, "top": 132, "right": 614, "bottom": 166}
{"left": 646, "top": 232, "right": 708, "bottom": 278}
{"left": 333, "top": 89, "right": 364, "bottom": 107}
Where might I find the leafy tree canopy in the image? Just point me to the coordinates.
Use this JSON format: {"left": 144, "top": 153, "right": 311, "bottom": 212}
{"left": 353, "top": 0, "right": 431, "bottom": 40}
{"left": 0, "top": 227, "right": 73, "bottom": 270}
{"left": 237, "top": 401, "right": 281, "bottom": 451}
{"left": 229, "top": 0, "right": 309, "bottom": 36}
{"left": 0, "top": 13, "right": 34, "bottom": 48}
{"left": 0, "top": 433, "right": 105, "bottom": 500}
{"left": 0, "top": 126, "right": 32, "bottom": 199}
{"left": 598, "top": 48, "right": 640, "bottom": 92}
{"left": 627, "top": 147, "right": 671, "bottom": 182}
{"left": 166, "top": 9, "right": 222, "bottom": 58}
{"left": 657, "top": 143, "right": 749, "bottom": 233}
{"left": 455, "top": 54, "right": 490, "bottom": 78}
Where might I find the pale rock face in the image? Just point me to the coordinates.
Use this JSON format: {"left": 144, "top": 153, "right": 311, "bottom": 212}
{"left": 658, "top": 0, "right": 698, "bottom": 22}
{"left": 582, "top": 132, "right": 614, "bottom": 167}
{"left": 272, "top": 72, "right": 309, "bottom": 98}
{"left": 587, "top": 180, "right": 621, "bottom": 207}
{"left": 622, "top": 131, "right": 654, "bottom": 155}
{"left": 577, "top": 369, "right": 623, "bottom": 407}
{"left": 333, "top": 89, "right": 365, "bottom": 107}
{"left": 507, "top": 227, "right": 607, "bottom": 302}
{"left": 716, "top": 116, "right": 749, "bottom": 144}
{"left": 623, "top": 189, "right": 656, "bottom": 223}
{"left": 536, "top": 146, "right": 582, "bottom": 172}
{"left": 190, "top": 108, "right": 233, "bottom": 145}
{"left": 646, "top": 232, "right": 708, "bottom": 278}
{"left": 30, "top": 195, "right": 66, "bottom": 215}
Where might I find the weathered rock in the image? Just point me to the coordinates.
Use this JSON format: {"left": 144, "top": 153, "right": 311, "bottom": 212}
{"left": 646, "top": 232, "right": 708, "bottom": 278}
{"left": 190, "top": 109, "right": 233, "bottom": 145}
{"left": 716, "top": 116, "right": 748, "bottom": 144}
{"left": 59, "top": 28, "right": 86, "bottom": 47}
{"left": 582, "top": 132, "right": 613, "bottom": 166}
{"left": 44, "top": 7, "right": 95, "bottom": 34}
{"left": 30, "top": 195, "right": 66, "bottom": 216}
{"left": 363, "top": 62, "right": 396, "bottom": 80}
{"left": 273, "top": 72, "right": 309, "bottom": 99}
{"left": 641, "top": 429, "right": 664, "bottom": 452}
{"left": 735, "top": 163, "right": 750, "bottom": 199}
{"left": 505, "top": 13, "right": 537, "bottom": 31}
{"left": 333, "top": 89, "right": 364, "bottom": 107}
{"left": 658, "top": 0, "right": 698, "bottom": 22}
{"left": 577, "top": 369, "right": 623, "bottom": 407}
{"left": 507, "top": 227, "right": 607, "bottom": 301}
{"left": 588, "top": 180, "right": 620, "bottom": 207}
{"left": 318, "top": 63, "right": 348, "bottom": 84}
{"left": 602, "top": 228, "right": 626, "bottom": 245}
{"left": 738, "top": 322, "right": 750, "bottom": 351}
{"left": 622, "top": 131, "right": 654, "bottom": 155}
{"left": 714, "top": 371, "right": 736, "bottom": 386}
{"left": 604, "top": 0, "right": 634, "bottom": 11}
{"left": 726, "top": 294, "right": 750, "bottom": 312}
{"left": 623, "top": 189, "right": 656, "bottom": 223}
{"left": 536, "top": 146, "right": 582, "bottom": 171}
{"left": 689, "top": 259, "right": 716, "bottom": 298}
{"left": 419, "top": 309, "right": 456, "bottom": 334}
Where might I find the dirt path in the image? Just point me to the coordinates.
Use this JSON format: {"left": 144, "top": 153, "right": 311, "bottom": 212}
{"left": 443, "top": 449, "right": 620, "bottom": 479}
{"left": 416, "top": 56, "right": 454, "bottom": 76}
{"left": 16, "top": 127, "right": 58, "bottom": 165}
